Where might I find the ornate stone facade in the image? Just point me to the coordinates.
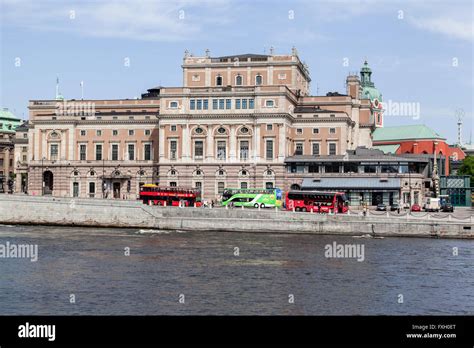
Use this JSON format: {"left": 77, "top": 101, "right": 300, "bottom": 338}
{"left": 27, "top": 50, "right": 382, "bottom": 200}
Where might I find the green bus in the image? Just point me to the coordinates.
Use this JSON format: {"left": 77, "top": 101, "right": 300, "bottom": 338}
{"left": 221, "top": 188, "right": 283, "bottom": 208}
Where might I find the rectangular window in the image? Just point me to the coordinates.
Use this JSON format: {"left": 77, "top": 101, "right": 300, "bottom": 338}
{"left": 144, "top": 144, "right": 151, "bottom": 161}
{"left": 113, "top": 130, "right": 118, "bottom": 136}
{"left": 325, "top": 163, "right": 340, "bottom": 173}
{"left": 266, "top": 139, "right": 274, "bottom": 160}
{"left": 240, "top": 140, "right": 249, "bottom": 160}
{"left": 170, "top": 182, "right": 177, "bottom": 187}
{"left": 95, "top": 144, "right": 102, "bottom": 161}
{"left": 197, "top": 99, "right": 202, "bottom": 110}
{"left": 89, "top": 182, "right": 95, "bottom": 198}
{"left": 240, "top": 182, "right": 248, "bottom": 189}
{"left": 128, "top": 144, "right": 135, "bottom": 160}
{"left": 219, "top": 99, "right": 225, "bottom": 110}
{"left": 170, "top": 140, "right": 177, "bottom": 160}
{"left": 112, "top": 144, "right": 119, "bottom": 161}
{"left": 296, "top": 128, "right": 303, "bottom": 134}
{"left": 226, "top": 99, "right": 231, "bottom": 109}
{"left": 235, "top": 99, "right": 241, "bottom": 109}
{"left": 195, "top": 181, "right": 202, "bottom": 192}
{"left": 194, "top": 140, "right": 204, "bottom": 158}
{"left": 295, "top": 142, "right": 303, "bottom": 156}
{"left": 203, "top": 99, "right": 208, "bottom": 110}
{"left": 145, "top": 129, "right": 151, "bottom": 136}
{"left": 265, "top": 182, "right": 274, "bottom": 189}
{"left": 80, "top": 130, "right": 86, "bottom": 136}
{"left": 217, "top": 141, "right": 226, "bottom": 160}
{"left": 266, "top": 124, "right": 273, "bottom": 131}
{"left": 128, "top": 130, "right": 135, "bottom": 136}
{"left": 212, "top": 99, "right": 218, "bottom": 110}
{"left": 329, "top": 143, "right": 337, "bottom": 155}
{"left": 190, "top": 99, "right": 196, "bottom": 110}
{"left": 80, "top": 144, "right": 87, "bottom": 160}
{"left": 313, "top": 128, "right": 319, "bottom": 134}
{"left": 249, "top": 99, "right": 254, "bottom": 109}
{"left": 217, "top": 182, "right": 225, "bottom": 195}
{"left": 96, "top": 130, "right": 102, "bottom": 136}
{"left": 171, "top": 125, "right": 177, "bottom": 132}
{"left": 242, "top": 99, "right": 248, "bottom": 109}
{"left": 50, "top": 144, "right": 58, "bottom": 160}
{"left": 312, "top": 143, "right": 320, "bottom": 155}
{"left": 329, "top": 128, "right": 336, "bottom": 134}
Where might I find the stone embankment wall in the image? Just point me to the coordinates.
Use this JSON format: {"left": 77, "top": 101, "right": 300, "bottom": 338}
{"left": 0, "top": 195, "right": 472, "bottom": 239}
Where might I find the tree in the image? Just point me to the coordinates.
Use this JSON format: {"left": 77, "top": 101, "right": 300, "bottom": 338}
{"left": 458, "top": 156, "right": 474, "bottom": 185}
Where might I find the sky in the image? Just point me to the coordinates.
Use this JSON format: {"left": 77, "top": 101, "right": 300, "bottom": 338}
{"left": 0, "top": 0, "right": 473, "bottom": 144}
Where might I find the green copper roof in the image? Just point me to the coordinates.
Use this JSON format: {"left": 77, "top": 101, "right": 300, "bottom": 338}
{"left": 0, "top": 109, "right": 22, "bottom": 133}
{"left": 372, "top": 144, "right": 400, "bottom": 154}
{"left": 372, "top": 125, "right": 446, "bottom": 142}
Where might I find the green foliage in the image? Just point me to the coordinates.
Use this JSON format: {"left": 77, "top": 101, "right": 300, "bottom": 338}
{"left": 458, "top": 156, "right": 474, "bottom": 184}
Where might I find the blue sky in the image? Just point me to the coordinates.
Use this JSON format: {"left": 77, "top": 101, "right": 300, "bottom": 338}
{"left": 1, "top": 0, "right": 472, "bottom": 143}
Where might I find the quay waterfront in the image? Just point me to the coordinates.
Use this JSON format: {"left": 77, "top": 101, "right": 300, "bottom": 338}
{"left": 0, "top": 195, "right": 472, "bottom": 239}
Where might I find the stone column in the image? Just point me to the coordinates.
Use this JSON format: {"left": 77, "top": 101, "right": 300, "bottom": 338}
{"left": 206, "top": 126, "right": 214, "bottom": 159}
{"left": 41, "top": 130, "right": 47, "bottom": 159}
{"left": 229, "top": 125, "right": 236, "bottom": 161}
{"left": 278, "top": 124, "right": 285, "bottom": 161}
{"left": 182, "top": 124, "right": 190, "bottom": 161}
{"left": 159, "top": 126, "right": 165, "bottom": 160}
{"left": 3, "top": 148, "right": 9, "bottom": 177}
{"left": 255, "top": 125, "right": 261, "bottom": 161}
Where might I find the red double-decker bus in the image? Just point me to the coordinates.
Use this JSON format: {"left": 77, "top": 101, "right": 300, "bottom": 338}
{"left": 285, "top": 190, "right": 348, "bottom": 214}
{"left": 139, "top": 184, "right": 202, "bottom": 207}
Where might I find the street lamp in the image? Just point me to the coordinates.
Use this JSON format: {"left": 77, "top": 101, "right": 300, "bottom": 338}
{"left": 102, "top": 158, "right": 105, "bottom": 198}
{"left": 41, "top": 156, "right": 45, "bottom": 196}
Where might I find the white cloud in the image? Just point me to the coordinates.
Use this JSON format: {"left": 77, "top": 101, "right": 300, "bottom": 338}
{"left": 0, "top": 0, "right": 234, "bottom": 42}
{"left": 409, "top": 16, "right": 473, "bottom": 42}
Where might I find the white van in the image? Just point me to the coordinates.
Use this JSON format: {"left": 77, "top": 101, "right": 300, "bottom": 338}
{"left": 424, "top": 197, "right": 440, "bottom": 212}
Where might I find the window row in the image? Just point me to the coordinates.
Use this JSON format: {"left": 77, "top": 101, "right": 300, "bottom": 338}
{"left": 295, "top": 128, "right": 336, "bottom": 135}
{"left": 76, "top": 143, "right": 153, "bottom": 161}
{"left": 189, "top": 98, "right": 255, "bottom": 110}
{"left": 168, "top": 139, "right": 275, "bottom": 160}
{"left": 293, "top": 142, "right": 337, "bottom": 156}
{"left": 215, "top": 74, "right": 263, "bottom": 86}
{"left": 79, "top": 129, "right": 152, "bottom": 137}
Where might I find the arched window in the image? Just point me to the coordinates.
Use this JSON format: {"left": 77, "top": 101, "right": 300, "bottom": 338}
{"left": 255, "top": 74, "right": 263, "bottom": 85}
{"left": 290, "top": 184, "right": 301, "bottom": 190}
{"left": 236, "top": 74, "right": 243, "bottom": 86}
{"left": 218, "top": 170, "right": 225, "bottom": 176}
{"left": 216, "top": 75, "right": 223, "bottom": 86}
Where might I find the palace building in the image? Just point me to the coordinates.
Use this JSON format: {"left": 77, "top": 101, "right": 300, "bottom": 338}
{"left": 26, "top": 49, "right": 383, "bottom": 200}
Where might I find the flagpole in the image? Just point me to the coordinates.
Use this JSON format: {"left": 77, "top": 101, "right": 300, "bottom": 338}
{"left": 80, "top": 81, "right": 84, "bottom": 100}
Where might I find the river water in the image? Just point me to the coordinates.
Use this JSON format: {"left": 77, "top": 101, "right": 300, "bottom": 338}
{"left": 0, "top": 225, "right": 472, "bottom": 315}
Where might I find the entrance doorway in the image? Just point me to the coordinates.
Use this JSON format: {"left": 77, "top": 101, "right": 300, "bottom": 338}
{"left": 113, "top": 182, "right": 121, "bottom": 199}
{"left": 43, "top": 171, "right": 54, "bottom": 195}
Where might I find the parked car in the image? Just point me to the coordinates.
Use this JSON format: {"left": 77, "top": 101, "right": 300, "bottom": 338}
{"left": 376, "top": 203, "right": 387, "bottom": 211}
{"left": 441, "top": 203, "right": 454, "bottom": 212}
{"left": 390, "top": 203, "right": 401, "bottom": 211}
{"left": 411, "top": 204, "right": 421, "bottom": 212}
